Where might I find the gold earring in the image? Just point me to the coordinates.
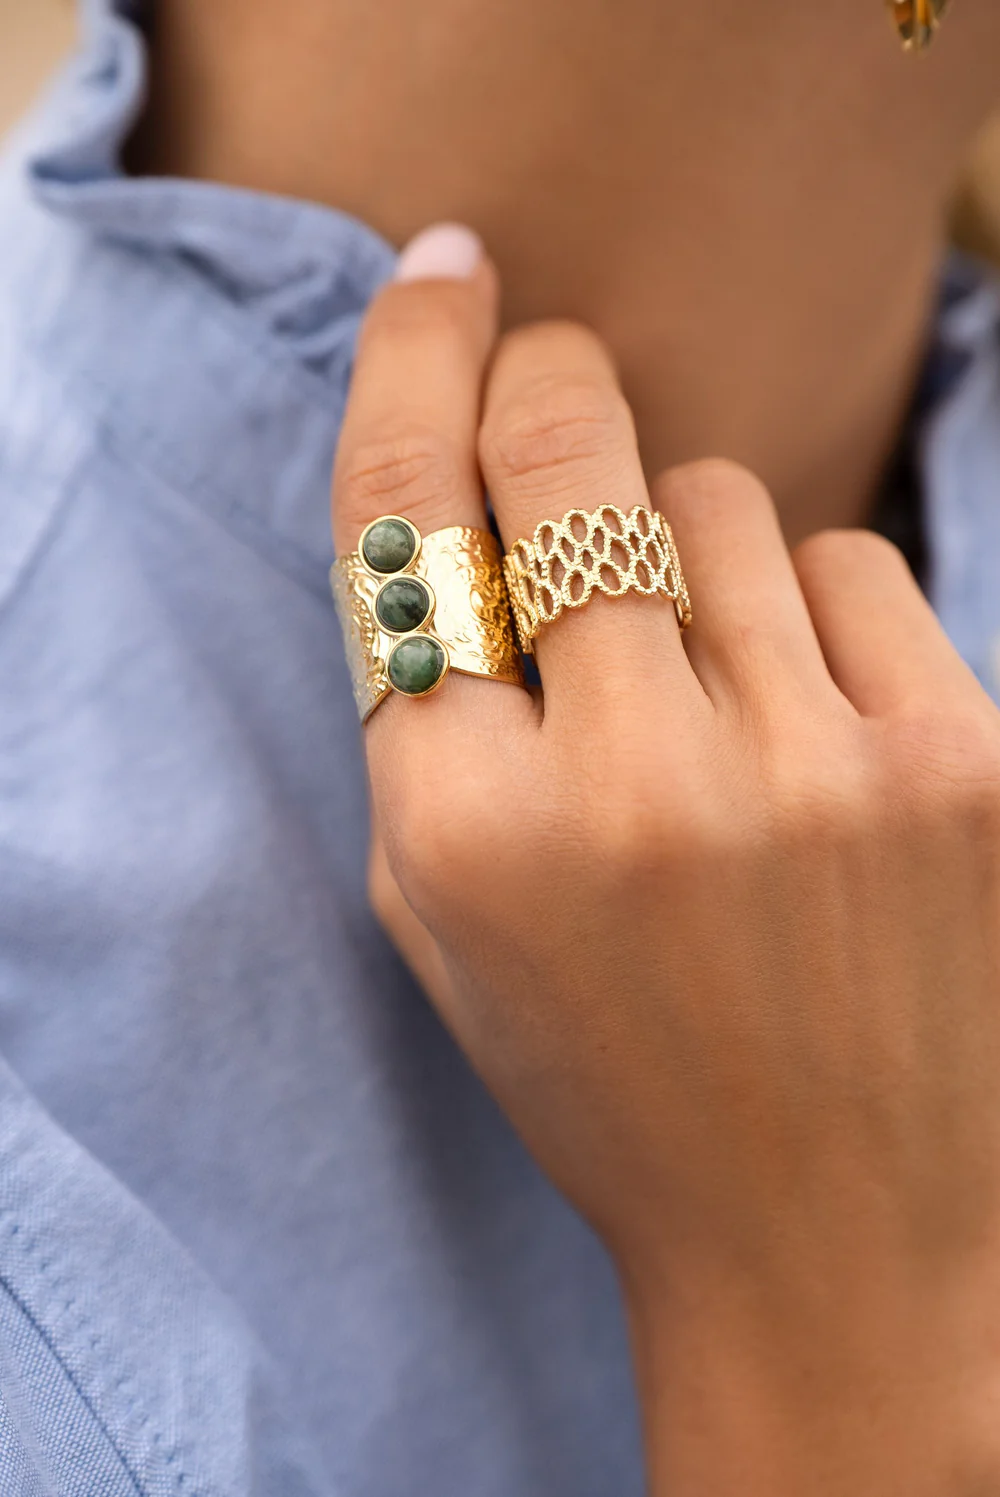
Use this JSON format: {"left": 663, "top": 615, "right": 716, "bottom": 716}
{"left": 887, "top": 0, "right": 951, "bottom": 52}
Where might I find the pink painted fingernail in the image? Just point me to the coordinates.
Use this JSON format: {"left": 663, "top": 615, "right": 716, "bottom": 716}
{"left": 394, "top": 223, "right": 484, "bottom": 283}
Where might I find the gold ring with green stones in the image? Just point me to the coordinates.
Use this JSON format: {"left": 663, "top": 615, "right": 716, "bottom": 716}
{"left": 331, "top": 515, "right": 525, "bottom": 723}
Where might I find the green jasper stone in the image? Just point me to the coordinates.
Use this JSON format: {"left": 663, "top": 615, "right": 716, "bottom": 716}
{"left": 362, "top": 518, "right": 417, "bottom": 574}
{"left": 388, "top": 636, "right": 447, "bottom": 697}
{"left": 375, "top": 577, "right": 431, "bottom": 634}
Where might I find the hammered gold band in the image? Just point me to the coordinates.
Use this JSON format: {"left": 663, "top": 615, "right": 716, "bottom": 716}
{"left": 331, "top": 517, "right": 525, "bottom": 723}
{"left": 502, "top": 503, "right": 692, "bottom": 655}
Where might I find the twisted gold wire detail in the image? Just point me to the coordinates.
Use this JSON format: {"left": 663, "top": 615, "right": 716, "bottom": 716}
{"left": 503, "top": 504, "right": 692, "bottom": 655}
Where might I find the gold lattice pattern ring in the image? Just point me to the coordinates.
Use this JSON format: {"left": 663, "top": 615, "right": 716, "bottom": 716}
{"left": 503, "top": 503, "right": 692, "bottom": 655}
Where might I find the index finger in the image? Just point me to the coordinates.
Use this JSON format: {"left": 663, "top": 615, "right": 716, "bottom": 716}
{"left": 330, "top": 224, "right": 534, "bottom": 774}
{"left": 332, "top": 224, "right": 498, "bottom": 556}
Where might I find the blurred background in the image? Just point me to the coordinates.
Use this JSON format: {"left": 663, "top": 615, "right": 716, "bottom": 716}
{"left": 0, "top": 1, "right": 75, "bottom": 136}
{"left": 1, "top": 2, "right": 1000, "bottom": 262}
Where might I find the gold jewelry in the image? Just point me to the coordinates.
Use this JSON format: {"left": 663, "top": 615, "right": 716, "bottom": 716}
{"left": 503, "top": 503, "right": 692, "bottom": 655}
{"left": 887, "top": 0, "right": 950, "bottom": 51}
{"left": 331, "top": 516, "right": 525, "bottom": 722}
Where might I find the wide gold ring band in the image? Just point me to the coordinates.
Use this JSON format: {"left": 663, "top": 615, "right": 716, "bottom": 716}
{"left": 502, "top": 503, "right": 692, "bottom": 655}
{"left": 331, "top": 516, "right": 525, "bottom": 723}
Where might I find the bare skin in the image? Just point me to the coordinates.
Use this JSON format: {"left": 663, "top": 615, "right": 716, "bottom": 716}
{"left": 335, "top": 240, "right": 1000, "bottom": 1496}
{"left": 133, "top": 0, "right": 1000, "bottom": 543}
{"left": 133, "top": 5, "right": 1000, "bottom": 1491}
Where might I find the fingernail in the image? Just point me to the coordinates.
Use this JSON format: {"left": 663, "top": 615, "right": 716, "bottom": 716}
{"left": 394, "top": 223, "right": 484, "bottom": 283}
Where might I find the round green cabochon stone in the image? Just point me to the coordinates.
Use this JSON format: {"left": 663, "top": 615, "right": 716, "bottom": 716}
{"left": 375, "top": 577, "right": 432, "bottom": 634}
{"left": 362, "top": 518, "right": 417, "bottom": 574}
{"left": 388, "top": 635, "right": 447, "bottom": 696}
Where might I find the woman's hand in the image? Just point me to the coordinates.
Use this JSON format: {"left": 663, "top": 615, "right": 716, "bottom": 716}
{"left": 332, "top": 229, "right": 1000, "bottom": 1495}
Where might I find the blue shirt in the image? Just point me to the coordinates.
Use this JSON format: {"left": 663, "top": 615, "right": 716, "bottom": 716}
{"left": 0, "top": 4, "right": 998, "bottom": 1493}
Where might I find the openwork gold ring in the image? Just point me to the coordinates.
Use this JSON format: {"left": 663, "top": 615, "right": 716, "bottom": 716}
{"left": 503, "top": 503, "right": 692, "bottom": 655}
{"left": 331, "top": 515, "right": 525, "bottom": 723}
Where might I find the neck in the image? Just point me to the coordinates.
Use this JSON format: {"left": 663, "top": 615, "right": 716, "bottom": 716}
{"left": 132, "top": 0, "right": 1000, "bottom": 543}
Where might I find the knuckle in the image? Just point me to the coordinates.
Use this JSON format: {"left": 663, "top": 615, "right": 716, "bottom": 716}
{"left": 599, "top": 805, "right": 689, "bottom": 879}
{"left": 751, "top": 724, "right": 874, "bottom": 844}
{"left": 886, "top": 711, "right": 1000, "bottom": 823}
{"left": 366, "top": 282, "right": 477, "bottom": 350}
{"left": 576, "top": 759, "right": 709, "bottom": 882}
{"left": 336, "top": 430, "right": 463, "bottom": 531}
{"left": 769, "top": 758, "right": 869, "bottom": 847}
{"left": 480, "top": 376, "right": 633, "bottom": 490}
{"left": 391, "top": 778, "right": 490, "bottom": 911}
{"left": 793, "top": 527, "right": 907, "bottom": 584}
{"left": 586, "top": 791, "right": 662, "bottom": 876}
{"left": 655, "top": 457, "right": 773, "bottom": 522}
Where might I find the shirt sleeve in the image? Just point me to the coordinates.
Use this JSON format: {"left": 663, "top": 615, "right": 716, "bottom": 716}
{"left": 0, "top": 1054, "right": 331, "bottom": 1497}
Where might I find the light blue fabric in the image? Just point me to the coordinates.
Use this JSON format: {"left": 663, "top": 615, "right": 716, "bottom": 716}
{"left": 0, "top": 3, "right": 998, "bottom": 1494}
